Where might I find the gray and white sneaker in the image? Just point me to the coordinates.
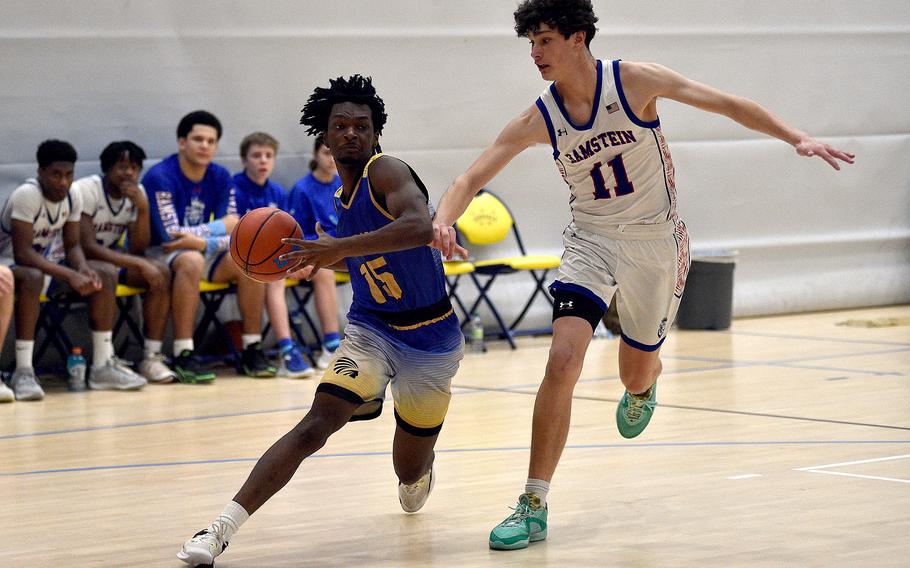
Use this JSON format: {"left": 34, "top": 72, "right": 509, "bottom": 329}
{"left": 315, "top": 348, "right": 336, "bottom": 371}
{"left": 138, "top": 353, "right": 177, "bottom": 383}
{"left": 11, "top": 367, "right": 44, "bottom": 401}
{"left": 399, "top": 465, "right": 435, "bottom": 513}
{"left": 0, "top": 380, "right": 14, "bottom": 403}
{"left": 177, "top": 523, "right": 229, "bottom": 566}
{"left": 89, "top": 358, "right": 147, "bottom": 391}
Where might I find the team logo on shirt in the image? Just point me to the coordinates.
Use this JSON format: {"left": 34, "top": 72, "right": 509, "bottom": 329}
{"left": 185, "top": 196, "right": 206, "bottom": 225}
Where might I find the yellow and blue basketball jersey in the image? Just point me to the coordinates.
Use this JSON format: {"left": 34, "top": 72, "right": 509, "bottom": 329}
{"left": 336, "top": 153, "right": 460, "bottom": 353}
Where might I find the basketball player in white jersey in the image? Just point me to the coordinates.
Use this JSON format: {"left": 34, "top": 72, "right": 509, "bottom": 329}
{"left": 430, "top": 0, "right": 855, "bottom": 550}
{"left": 0, "top": 140, "right": 146, "bottom": 400}
{"left": 73, "top": 141, "right": 176, "bottom": 383}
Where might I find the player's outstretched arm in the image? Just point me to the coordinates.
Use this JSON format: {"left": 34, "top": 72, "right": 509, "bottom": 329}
{"left": 624, "top": 61, "right": 855, "bottom": 170}
{"left": 432, "top": 106, "right": 549, "bottom": 259}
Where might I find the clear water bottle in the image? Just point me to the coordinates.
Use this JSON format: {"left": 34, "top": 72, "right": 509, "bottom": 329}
{"left": 470, "top": 315, "right": 486, "bottom": 354}
{"left": 66, "top": 347, "right": 87, "bottom": 392}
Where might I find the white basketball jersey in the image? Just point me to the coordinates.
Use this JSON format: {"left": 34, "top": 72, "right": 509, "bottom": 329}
{"left": 72, "top": 175, "right": 139, "bottom": 248}
{"left": 536, "top": 59, "right": 678, "bottom": 229}
{"left": 0, "top": 179, "right": 82, "bottom": 263}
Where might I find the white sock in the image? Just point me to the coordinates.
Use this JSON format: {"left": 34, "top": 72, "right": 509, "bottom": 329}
{"left": 15, "top": 340, "right": 34, "bottom": 369}
{"left": 173, "top": 338, "right": 194, "bottom": 355}
{"left": 144, "top": 339, "right": 163, "bottom": 358}
{"left": 525, "top": 478, "right": 550, "bottom": 505}
{"left": 242, "top": 334, "right": 261, "bottom": 348}
{"left": 92, "top": 331, "right": 114, "bottom": 369}
{"left": 213, "top": 501, "right": 250, "bottom": 542}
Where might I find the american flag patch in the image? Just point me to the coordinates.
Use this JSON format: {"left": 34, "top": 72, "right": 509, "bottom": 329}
{"left": 606, "top": 101, "right": 620, "bottom": 114}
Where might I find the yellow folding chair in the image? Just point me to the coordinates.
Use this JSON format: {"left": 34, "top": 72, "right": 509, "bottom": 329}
{"left": 455, "top": 189, "right": 561, "bottom": 348}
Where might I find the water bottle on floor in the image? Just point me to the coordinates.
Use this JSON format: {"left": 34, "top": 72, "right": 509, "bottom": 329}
{"left": 67, "top": 347, "right": 87, "bottom": 392}
{"left": 470, "top": 315, "right": 486, "bottom": 354}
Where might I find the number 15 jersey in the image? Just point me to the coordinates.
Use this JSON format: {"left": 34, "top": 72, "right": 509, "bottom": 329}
{"left": 536, "top": 59, "right": 679, "bottom": 230}
{"left": 335, "top": 153, "right": 461, "bottom": 353}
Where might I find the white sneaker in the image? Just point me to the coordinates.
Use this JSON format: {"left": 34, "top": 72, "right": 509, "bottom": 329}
{"left": 0, "top": 380, "right": 14, "bottom": 403}
{"left": 177, "top": 525, "right": 229, "bottom": 566}
{"left": 89, "top": 358, "right": 147, "bottom": 391}
{"left": 399, "top": 465, "right": 435, "bottom": 513}
{"left": 11, "top": 367, "right": 44, "bottom": 401}
{"left": 315, "top": 348, "right": 336, "bottom": 371}
{"left": 138, "top": 353, "right": 177, "bottom": 383}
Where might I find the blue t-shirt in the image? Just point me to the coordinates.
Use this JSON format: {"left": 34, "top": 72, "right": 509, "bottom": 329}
{"left": 232, "top": 171, "right": 287, "bottom": 215}
{"left": 142, "top": 154, "right": 237, "bottom": 247}
{"left": 288, "top": 172, "right": 340, "bottom": 239}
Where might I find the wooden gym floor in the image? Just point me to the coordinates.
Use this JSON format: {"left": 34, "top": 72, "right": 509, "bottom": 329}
{"left": 2, "top": 305, "right": 909, "bottom": 567}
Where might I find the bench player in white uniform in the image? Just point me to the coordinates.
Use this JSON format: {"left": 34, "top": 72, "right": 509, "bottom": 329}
{"left": 0, "top": 140, "right": 146, "bottom": 400}
{"left": 431, "top": 0, "right": 855, "bottom": 550}
{"left": 73, "top": 141, "right": 176, "bottom": 383}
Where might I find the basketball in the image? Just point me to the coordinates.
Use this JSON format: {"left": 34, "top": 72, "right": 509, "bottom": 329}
{"left": 230, "top": 207, "right": 302, "bottom": 282}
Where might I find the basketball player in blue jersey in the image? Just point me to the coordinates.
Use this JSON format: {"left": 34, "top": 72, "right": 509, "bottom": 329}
{"left": 143, "top": 110, "right": 275, "bottom": 381}
{"left": 177, "top": 75, "right": 464, "bottom": 567}
{"left": 233, "top": 131, "right": 310, "bottom": 378}
{"left": 431, "top": 0, "right": 856, "bottom": 551}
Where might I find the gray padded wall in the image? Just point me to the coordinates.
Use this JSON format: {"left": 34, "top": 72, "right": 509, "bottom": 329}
{"left": 1, "top": 1, "right": 908, "bottom": 327}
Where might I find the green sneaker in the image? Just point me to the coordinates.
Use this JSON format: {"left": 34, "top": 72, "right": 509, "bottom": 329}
{"left": 489, "top": 493, "right": 548, "bottom": 550}
{"left": 616, "top": 383, "right": 657, "bottom": 439}
{"left": 173, "top": 350, "right": 216, "bottom": 384}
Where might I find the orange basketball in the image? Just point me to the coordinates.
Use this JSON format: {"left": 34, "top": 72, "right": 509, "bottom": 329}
{"left": 230, "top": 207, "right": 302, "bottom": 282}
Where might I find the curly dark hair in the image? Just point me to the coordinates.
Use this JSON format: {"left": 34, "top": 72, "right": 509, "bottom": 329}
{"left": 300, "top": 74, "right": 388, "bottom": 138}
{"left": 99, "top": 141, "right": 146, "bottom": 173}
{"left": 514, "top": 0, "right": 598, "bottom": 47}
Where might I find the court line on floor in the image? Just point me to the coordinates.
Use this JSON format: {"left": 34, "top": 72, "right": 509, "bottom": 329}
{"left": 722, "top": 329, "right": 910, "bottom": 348}
{"left": 667, "top": 346, "right": 909, "bottom": 376}
{"left": 5, "top": 439, "right": 910, "bottom": 477}
{"left": 1, "top": 340, "right": 904, "bottom": 441}
{"left": 454, "top": 383, "right": 910, "bottom": 432}
{"left": 794, "top": 453, "right": 910, "bottom": 484}
{"left": 0, "top": 404, "right": 314, "bottom": 441}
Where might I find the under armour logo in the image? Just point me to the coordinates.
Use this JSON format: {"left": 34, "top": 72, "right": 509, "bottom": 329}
{"left": 559, "top": 301, "right": 574, "bottom": 310}
{"left": 556, "top": 128, "right": 568, "bottom": 137}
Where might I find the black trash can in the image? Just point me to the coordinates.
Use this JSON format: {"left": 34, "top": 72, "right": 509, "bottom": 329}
{"left": 676, "top": 250, "right": 736, "bottom": 330}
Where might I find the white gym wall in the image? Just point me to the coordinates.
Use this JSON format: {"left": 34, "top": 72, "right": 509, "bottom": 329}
{"left": 1, "top": 0, "right": 907, "bottom": 327}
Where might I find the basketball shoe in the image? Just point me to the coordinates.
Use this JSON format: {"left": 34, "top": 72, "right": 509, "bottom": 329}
{"left": 177, "top": 525, "right": 229, "bottom": 567}
{"left": 489, "top": 493, "right": 548, "bottom": 550}
{"left": 399, "top": 465, "right": 435, "bottom": 513}
{"left": 0, "top": 379, "right": 14, "bottom": 403}
{"left": 241, "top": 342, "right": 277, "bottom": 378}
{"left": 616, "top": 383, "right": 657, "bottom": 438}
{"left": 174, "top": 350, "right": 216, "bottom": 384}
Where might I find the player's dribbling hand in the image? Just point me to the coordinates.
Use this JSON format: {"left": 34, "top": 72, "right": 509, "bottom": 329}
{"left": 430, "top": 223, "right": 469, "bottom": 260}
{"left": 280, "top": 223, "right": 343, "bottom": 276}
{"left": 795, "top": 137, "right": 855, "bottom": 171}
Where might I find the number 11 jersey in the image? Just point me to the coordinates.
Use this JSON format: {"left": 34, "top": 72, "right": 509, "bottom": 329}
{"left": 536, "top": 59, "right": 679, "bottom": 230}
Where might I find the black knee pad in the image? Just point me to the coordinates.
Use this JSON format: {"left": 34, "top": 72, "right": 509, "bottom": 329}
{"left": 551, "top": 288, "right": 605, "bottom": 333}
